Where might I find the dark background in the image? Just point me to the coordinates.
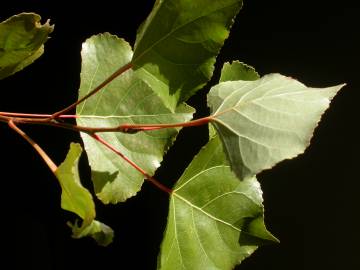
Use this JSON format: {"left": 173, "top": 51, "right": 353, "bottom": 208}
{"left": 0, "top": 0, "right": 359, "bottom": 269}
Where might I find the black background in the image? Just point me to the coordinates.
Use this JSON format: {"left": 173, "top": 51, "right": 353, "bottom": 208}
{"left": 0, "top": 0, "right": 359, "bottom": 269}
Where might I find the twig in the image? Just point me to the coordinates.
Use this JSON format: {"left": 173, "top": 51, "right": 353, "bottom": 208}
{"left": 0, "top": 111, "right": 77, "bottom": 119}
{"left": 8, "top": 120, "right": 57, "bottom": 173}
{"left": 91, "top": 134, "right": 172, "bottom": 194}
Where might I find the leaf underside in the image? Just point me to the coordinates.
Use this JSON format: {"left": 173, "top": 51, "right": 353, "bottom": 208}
{"left": 55, "top": 143, "right": 114, "bottom": 246}
{"left": 76, "top": 33, "right": 194, "bottom": 203}
{"left": 158, "top": 135, "right": 277, "bottom": 270}
{"left": 0, "top": 13, "right": 53, "bottom": 79}
{"left": 208, "top": 73, "right": 345, "bottom": 180}
{"left": 133, "top": 0, "right": 244, "bottom": 110}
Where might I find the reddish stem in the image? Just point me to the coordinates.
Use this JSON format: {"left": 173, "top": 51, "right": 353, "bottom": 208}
{"left": 119, "top": 116, "right": 212, "bottom": 132}
{"left": 91, "top": 134, "right": 172, "bottom": 194}
{"left": 0, "top": 110, "right": 212, "bottom": 134}
{"left": 0, "top": 111, "right": 77, "bottom": 119}
{"left": 51, "top": 62, "right": 133, "bottom": 119}
{"left": 8, "top": 120, "right": 57, "bottom": 173}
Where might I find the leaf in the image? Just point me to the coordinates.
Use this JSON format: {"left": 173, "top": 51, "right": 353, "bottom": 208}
{"left": 220, "top": 61, "right": 259, "bottom": 82}
{"left": 55, "top": 143, "right": 114, "bottom": 246}
{"left": 0, "top": 13, "right": 53, "bottom": 79}
{"left": 132, "top": 0, "right": 244, "bottom": 110}
{"left": 76, "top": 33, "right": 194, "bottom": 203}
{"left": 158, "top": 136, "right": 277, "bottom": 270}
{"left": 207, "top": 73, "right": 345, "bottom": 180}
{"left": 69, "top": 220, "right": 114, "bottom": 247}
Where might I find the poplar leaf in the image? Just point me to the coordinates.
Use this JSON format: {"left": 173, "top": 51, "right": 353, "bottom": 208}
{"left": 208, "top": 73, "right": 345, "bottom": 180}
{"left": 133, "top": 0, "right": 244, "bottom": 110}
{"left": 55, "top": 143, "right": 114, "bottom": 246}
{"left": 158, "top": 136, "right": 277, "bottom": 270}
{"left": 76, "top": 33, "right": 194, "bottom": 203}
{"left": 0, "top": 13, "right": 53, "bottom": 79}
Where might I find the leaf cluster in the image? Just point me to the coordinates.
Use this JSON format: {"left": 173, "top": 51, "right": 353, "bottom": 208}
{"left": 0, "top": 1, "right": 344, "bottom": 269}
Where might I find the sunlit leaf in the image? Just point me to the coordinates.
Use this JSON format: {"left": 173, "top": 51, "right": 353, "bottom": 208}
{"left": 208, "top": 73, "right": 345, "bottom": 180}
{"left": 133, "top": 0, "right": 244, "bottom": 110}
{"left": 76, "top": 33, "right": 194, "bottom": 203}
{"left": 0, "top": 13, "right": 53, "bottom": 79}
{"left": 55, "top": 143, "right": 114, "bottom": 246}
{"left": 158, "top": 136, "right": 277, "bottom": 270}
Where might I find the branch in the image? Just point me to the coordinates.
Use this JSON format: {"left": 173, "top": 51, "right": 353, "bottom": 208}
{"left": 117, "top": 116, "right": 212, "bottom": 132}
{"left": 91, "top": 134, "right": 172, "bottom": 194}
{"left": 0, "top": 111, "right": 211, "bottom": 134}
{"left": 1, "top": 107, "right": 210, "bottom": 195}
{"left": 3, "top": 115, "right": 172, "bottom": 195}
{"left": 0, "top": 111, "right": 77, "bottom": 119}
{"left": 8, "top": 120, "right": 57, "bottom": 173}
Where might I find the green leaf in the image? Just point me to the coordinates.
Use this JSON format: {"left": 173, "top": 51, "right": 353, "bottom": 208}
{"left": 69, "top": 220, "right": 114, "bottom": 247}
{"left": 76, "top": 33, "right": 194, "bottom": 203}
{"left": 133, "top": 0, "right": 244, "bottom": 110}
{"left": 220, "top": 61, "right": 259, "bottom": 82}
{"left": 208, "top": 73, "right": 345, "bottom": 180}
{"left": 0, "top": 13, "right": 53, "bottom": 79}
{"left": 55, "top": 143, "right": 114, "bottom": 246}
{"left": 158, "top": 136, "right": 277, "bottom": 270}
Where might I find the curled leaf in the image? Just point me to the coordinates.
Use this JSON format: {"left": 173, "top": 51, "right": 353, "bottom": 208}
{"left": 56, "top": 143, "right": 114, "bottom": 246}
{"left": 0, "top": 13, "right": 53, "bottom": 79}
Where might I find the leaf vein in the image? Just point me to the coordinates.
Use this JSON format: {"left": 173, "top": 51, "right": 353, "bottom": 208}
{"left": 201, "top": 191, "right": 257, "bottom": 209}
{"left": 174, "top": 165, "right": 230, "bottom": 192}
{"left": 173, "top": 193, "right": 241, "bottom": 233}
{"left": 212, "top": 119, "right": 276, "bottom": 150}
{"left": 172, "top": 197, "right": 186, "bottom": 269}
{"left": 231, "top": 107, "right": 301, "bottom": 135}
{"left": 191, "top": 208, "right": 216, "bottom": 268}
{"left": 134, "top": 2, "right": 239, "bottom": 62}
{"left": 78, "top": 63, "right": 100, "bottom": 114}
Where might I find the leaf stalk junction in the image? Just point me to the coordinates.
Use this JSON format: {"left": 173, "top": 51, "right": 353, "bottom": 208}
{"left": 0, "top": 62, "right": 211, "bottom": 194}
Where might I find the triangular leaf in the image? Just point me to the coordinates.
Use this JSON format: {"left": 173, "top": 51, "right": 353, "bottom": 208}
{"left": 55, "top": 143, "right": 114, "bottom": 246}
{"left": 220, "top": 61, "right": 259, "bottom": 82}
{"left": 76, "top": 33, "right": 194, "bottom": 203}
{"left": 0, "top": 13, "right": 53, "bottom": 79}
{"left": 158, "top": 136, "right": 277, "bottom": 270}
{"left": 208, "top": 73, "right": 345, "bottom": 180}
{"left": 133, "top": 0, "right": 244, "bottom": 110}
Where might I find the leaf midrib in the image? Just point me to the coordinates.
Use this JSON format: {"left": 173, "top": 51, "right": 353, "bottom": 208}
{"left": 133, "top": 2, "right": 238, "bottom": 64}
{"left": 173, "top": 193, "right": 241, "bottom": 233}
{"left": 212, "top": 87, "right": 326, "bottom": 117}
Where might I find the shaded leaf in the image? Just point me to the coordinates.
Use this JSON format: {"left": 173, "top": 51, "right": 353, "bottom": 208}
{"left": 0, "top": 13, "right": 53, "bottom": 79}
{"left": 69, "top": 220, "right": 114, "bottom": 247}
{"left": 55, "top": 143, "right": 114, "bottom": 246}
{"left": 220, "top": 61, "right": 259, "bottom": 82}
{"left": 158, "top": 136, "right": 277, "bottom": 270}
{"left": 76, "top": 33, "right": 194, "bottom": 203}
{"left": 208, "top": 73, "right": 345, "bottom": 180}
{"left": 133, "top": 0, "right": 244, "bottom": 110}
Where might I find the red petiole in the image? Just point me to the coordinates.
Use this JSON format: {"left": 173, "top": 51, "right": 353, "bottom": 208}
{"left": 0, "top": 111, "right": 77, "bottom": 119}
{"left": 0, "top": 61, "right": 209, "bottom": 194}
{"left": 91, "top": 134, "right": 172, "bottom": 194}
